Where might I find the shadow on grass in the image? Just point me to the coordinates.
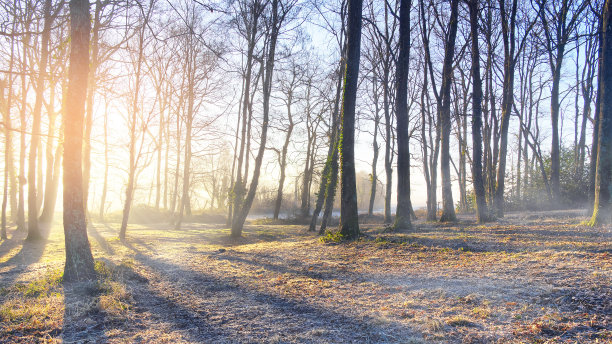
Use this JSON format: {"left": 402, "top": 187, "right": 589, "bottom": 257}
{"left": 118, "top": 242, "right": 410, "bottom": 343}
{"left": 0, "top": 227, "right": 23, "bottom": 260}
{"left": 208, "top": 251, "right": 345, "bottom": 283}
{"left": 380, "top": 218, "right": 612, "bottom": 254}
{"left": 61, "top": 282, "right": 110, "bottom": 343}
{"left": 88, "top": 224, "right": 115, "bottom": 255}
{"left": 0, "top": 223, "right": 51, "bottom": 287}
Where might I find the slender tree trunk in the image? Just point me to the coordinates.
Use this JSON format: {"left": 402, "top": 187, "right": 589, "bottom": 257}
{"left": 39, "top": 81, "right": 58, "bottom": 224}
{"left": 233, "top": 2, "right": 263, "bottom": 223}
{"left": 311, "top": 56, "right": 344, "bottom": 233}
{"left": 300, "top": 127, "right": 313, "bottom": 218}
{"left": 27, "top": 0, "right": 52, "bottom": 241}
{"left": 468, "top": 0, "right": 490, "bottom": 223}
{"left": 231, "top": 0, "right": 281, "bottom": 237}
{"left": 590, "top": 16, "right": 604, "bottom": 211}
{"left": 120, "top": 12, "right": 148, "bottom": 240}
{"left": 83, "top": 0, "right": 103, "bottom": 219}
{"left": 176, "top": 50, "right": 195, "bottom": 229}
{"left": 2, "top": 28, "right": 16, "bottom": 237}
{"left": 63, "top": 0, "right": 96, "bottom": 282}
{"left": 383, "top": 66, "right": 393, "bottom": 223}
{"left": 17, "top": 25, "right": 30, "bottom": 232}
{"left": 99, "top": 105, "right": 109, "bottom": 221}
{"left": 1, "top": 81, "right": 7, "bottom": 239}
{"left": 548, "top": 46, "right": 564, "bottom": 204}
{"left": 368, "top": 110, "right": 379, "bottom": 216}
{"left": 273, "top": 104, "right": 293, "bottom": 220}
{"left": 155, "top": 103, "right": 164, "bottom": 210}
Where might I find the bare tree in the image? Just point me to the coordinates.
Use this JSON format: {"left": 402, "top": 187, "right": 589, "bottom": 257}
{"left": 231, "top": 0, "right": 296, "bottom": 237}
{"left": 537, "top": 0, "right": 588, "bottom": 205}
{"left": 26, "top": 0, "right": 53, "bottom": 241}
{"left": 338, "top": 0, "right": 363, "bottom": 239}
{"left": 394, "top": 0, "right": 412, "bottom": 229}
{"left": 589, "top": 0, "right": 612, "bottom": 225}
{"left": 468, "top": 0, "right": 490, "bottom": 223}
{"left": 439, "top": 0, "right": 459, "bottom": 222}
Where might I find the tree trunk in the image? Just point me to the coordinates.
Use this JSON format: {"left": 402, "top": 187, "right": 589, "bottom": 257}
{"left": 311, "top": 54, "right": 344, "bottom": 233}
{"left": 590, "top": 16, "right": 604, "bottom": 211}
{"left": 468, "top": 0, "right": 490, "bottom": 223}
{"left": 1, "top": 80, "right": 7, "bottom": 239}
{"left": 83, "top": 0, "right": 103, "bottom": 219}
{"left": 439, "top": 0, "right": 459, "bottom": 222}
{"left": 383, "top": 65, "right": 393, "bottom": 223}
{"left": 63, "top": 0, "right": 96, "bottom": 282}
{"left": 589, "top": 0, "right": 612, "bottom": 225}
{"left": 338, "top": 0, "right": 363, "bottom": 239}
{"left": 17, "top": 24, "right": 30, "bottom": 232}
{"left": 39, "top": 83, "right": 59, "bottom": 224}
{"left": 232, "top": 1, "right": 263, "bottom": 224}
{"left": 231, "top": 0, "right": 281, "bottom": 237}
{"left": 27, "top": 0, "right": 52, "bottom": 241}
{"left": 394, "top": 0, "right": 412, "bottom": 230}
{"left": 120, "top": 10, "right": 148, "bottom": 240}
{"left": 99, "top": 105, "right": 109, "bottom": 221}
{"left": 273, "top": 101, "right": 294, "bottom": 220}
{"left": 368, "top": 108, "right": 380, "bottom": 216}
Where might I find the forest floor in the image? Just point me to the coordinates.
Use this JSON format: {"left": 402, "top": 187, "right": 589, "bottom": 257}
{"left": 0, "top": 209, "right": 610, "bottom": 343}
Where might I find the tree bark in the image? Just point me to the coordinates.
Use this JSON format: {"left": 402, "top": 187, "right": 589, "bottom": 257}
{"left": 394, "top": 0, "right": 412, "bottom": 230}
{"left": 63, "top": 0, "right": 96, "bottom": 282}
{"left": 338, "top": 0, "right": 363, "bottom": 239}
{"left": 590, "top": 0, "right": 612, "bottom": 225}
{"left": 468, "top": 0, "right": 490, "bottom": 223}
{"left": 439, "top": 0, "right": 459, "bottom": 222}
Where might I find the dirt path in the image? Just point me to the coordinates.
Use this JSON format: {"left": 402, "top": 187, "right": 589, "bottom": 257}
{"left": 1, "top": 211, "right": 611, "bottom": 343}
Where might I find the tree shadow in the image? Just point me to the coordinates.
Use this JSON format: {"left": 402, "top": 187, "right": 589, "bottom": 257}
{"left": 208, "top": 250, "right": 352, "bottom": 283}
{"left": 0, "top": 227, "right": 23, "bottom": 260}
{"left": 88, "top": 223, "right": 114, "bottom": 255}
{"left": 61, "top": 282, "right": 110, "bottom": 343}
{"left": 0, "top": 222, "right": 51, "bottom": 287}
{"left": 119, "top": 247, "right": 416, "bottom": 343}
{"left": 374, "top": 217, "right": 612, "bottom": 254}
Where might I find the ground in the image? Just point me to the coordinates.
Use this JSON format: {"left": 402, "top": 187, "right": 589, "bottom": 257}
{"left": 0, "top": 210, "right": 610, "bottom": 343}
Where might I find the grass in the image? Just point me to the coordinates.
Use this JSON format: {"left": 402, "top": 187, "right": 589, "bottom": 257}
{"left": 0, "top": 210, "right": 610, "bottom": 343}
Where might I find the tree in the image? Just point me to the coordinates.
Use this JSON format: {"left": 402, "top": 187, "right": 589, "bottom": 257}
{"left": 27, "top": 0, "right": 53, "bottom": 241}
{"left": 230, "top": 0, "right": 266, "bottom": 227}
{"left": 338, "top": 0, "right": 363, "bottom": 239}
{"left": 394, "top": 0, "right": 412, "bottom": 230}
{"left": 63, "top": 0, "right": 96, "bottom": 282}
{"left": 119, "top": 0, "right": 155, "bottom": 240}
{"left": 537, "top": 0, "right": 588, "bottom": 205}
{"left": 468, "top": 0, "right": 490, "bottom": 223}
{"left": 1, "top": 79, "right": 7, "bottom": 240}
{"left": 419, "top": 0, "right": 441, "bottom": 221}
{"left": 589, "top": 0, "right": 612, "bottom": 225}
{"left": 231, "top": 0, "right": 294, "bottom": 237}
{"left": 273, "top": 60, "right": 300, "bottom": 220}
{"left": 439, "top": 0, "right": 459, "bottom": 222}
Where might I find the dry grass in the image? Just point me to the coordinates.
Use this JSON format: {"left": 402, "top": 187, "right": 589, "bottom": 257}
{"left": 0, "top": 209, "right": 610, "bottom": 343}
